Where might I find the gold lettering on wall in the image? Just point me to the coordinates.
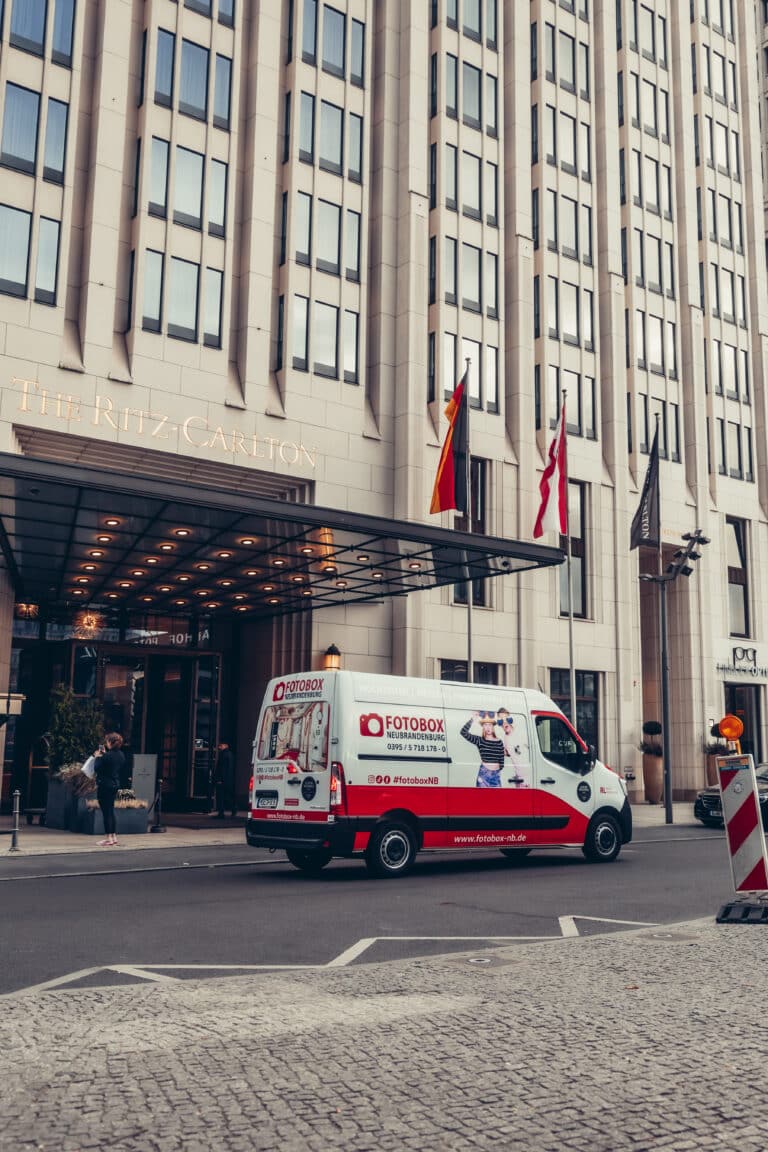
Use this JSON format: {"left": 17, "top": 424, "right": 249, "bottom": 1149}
{"left": 10, "top": 378, "right": 317, "bottom": 471}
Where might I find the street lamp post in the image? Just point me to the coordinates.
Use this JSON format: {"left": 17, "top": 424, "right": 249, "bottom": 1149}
{"left": 640, "top": 529, "right": 710, "bottom": 825}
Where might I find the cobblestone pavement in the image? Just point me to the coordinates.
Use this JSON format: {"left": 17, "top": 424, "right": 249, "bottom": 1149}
{"left": 1, "top": 917, "right": 766, "bottom": 1152}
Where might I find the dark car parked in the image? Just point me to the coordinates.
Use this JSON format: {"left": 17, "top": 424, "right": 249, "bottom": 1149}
{"left": 693, "top": 764, "right": 768, "bottom": 829}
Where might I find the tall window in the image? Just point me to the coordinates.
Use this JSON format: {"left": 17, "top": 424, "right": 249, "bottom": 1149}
{"left": 299, "top": 92, "right": 315, "bottom": 162}
{"left": 35, "top": 217, "right": 60, "bottom": 305}
{"left": 213, "top": 55, "right": 232, "bottom": 129}
{"left": 149, "top": 138, "right": 169, "bottom": 216}
{"left": 351, "top": 19, "right": 365, "bottom": 86}
{"left": 203, "top": 267, "right": 223, "bottom": 348}
{"left": 43, "top": 99, "right": 68, "bottom": 183}
{"left": 726, "top": 517, "right": 749, "bottom": 637}
{"left": 454, "top": 458, "right": 487, "bottom": 607}
{"left": 10, "top": 0, "right": 47, "bottom": 56}
{"left": 180, "top": 41, "right": 209, "bottom": 120}
{"left": 559, "top": 481, "right": 586, "bottom": 617}
{"left": 155, "top": 30, "right": 176, "bottom": 107}
{"left": 322, "top": 5, "right": 345, "bottom": 77}
{"left": 302, "top": 0, "right": 317, "bottom": 63}
{"left": 313, "top": 300, "right": 338, "bottom": 377}
{"left": 319, "top": 100, "right": 342, "bottom": 173}
{"left": 1, "top": 84, "right": 40, "bottom": 176}
{"left": 142, "top": 250, "right": 164, "bottom": 332}
{"left": 167, "top": 257, "right": 199, "bottom": 341}
{"left": 52, "top": 0, "right": 76, "bottom": 67}
{"left": 0, "top": 204, "right": 32, "bottom": 297}
{"left": 550, "top": 670, "right": 599, "bottom": 752}
{"left": 208, "top": 159, "right": 227, "bottom": 236}
{"left": 174, "top": 147, "right": 204, "bottom": 229}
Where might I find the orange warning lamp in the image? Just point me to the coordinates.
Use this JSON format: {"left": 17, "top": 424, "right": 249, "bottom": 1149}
{"left": 718, "top": 714, "right": 744, "bottom": 744}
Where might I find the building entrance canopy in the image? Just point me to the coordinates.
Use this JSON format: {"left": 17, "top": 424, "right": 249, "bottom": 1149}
{"left": 0, "top": 453, "right": 563, "bottom": 618}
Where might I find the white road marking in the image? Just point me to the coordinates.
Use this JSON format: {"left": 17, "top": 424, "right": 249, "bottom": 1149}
{"left": 558, "top": 915, "right": 657, "bottom": 937}
{"left": 326, "top": 937, "right": 378, "bottom": 966}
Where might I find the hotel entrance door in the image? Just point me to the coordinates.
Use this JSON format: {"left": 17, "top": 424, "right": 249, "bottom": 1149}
{"left": 724, "top": 683, "right": 762, "bottom": 762}
{"left": 99, "top": 650, "right": 220, "bottom": 809}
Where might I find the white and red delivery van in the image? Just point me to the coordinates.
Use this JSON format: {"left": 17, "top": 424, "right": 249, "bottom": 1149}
{"left": 246, "top": 670, "right": 631, "bottom": 878}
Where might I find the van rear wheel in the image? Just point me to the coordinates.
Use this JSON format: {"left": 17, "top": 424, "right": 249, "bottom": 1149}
{"left": 582, "top": 813, "right": 621, "bottom": 862}
{"left": 365, "top": 822, "right": 417, "bottom": 878}
{"left": 285, "top": 847, "right": 333, "bottom": 874}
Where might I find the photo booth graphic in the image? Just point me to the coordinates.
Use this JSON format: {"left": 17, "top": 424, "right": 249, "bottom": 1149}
{"left": 717, "top": 754, "right": 768, "bottom": 894}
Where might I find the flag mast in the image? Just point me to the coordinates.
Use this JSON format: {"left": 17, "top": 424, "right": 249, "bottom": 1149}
{"left": 464, "top": 357, "right": 472, "bottom": 682}
{"left": 562, "top": 389, "right": 577, "bottom": 727}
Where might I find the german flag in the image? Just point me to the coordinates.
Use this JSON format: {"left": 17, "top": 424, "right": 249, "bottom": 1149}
{"left": 430, "top": 374, "right": 468, "bottom": 514}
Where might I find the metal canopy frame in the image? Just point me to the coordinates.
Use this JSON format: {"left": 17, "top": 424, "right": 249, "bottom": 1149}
{"left": 0, "top": 453, "right": 563, "bottom": 619}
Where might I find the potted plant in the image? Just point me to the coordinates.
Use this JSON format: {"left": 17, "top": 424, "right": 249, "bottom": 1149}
{"left": 639, "top": 720, "right": 664, "bottom": 804}
{"left": 704, "top": 725, "right": 730, "bottom": 786}
{"left": 79, "top": 790, "right": 150, "bottom": 836}
{"left": 44, "top": 685, "right": 104, "bottom": 829}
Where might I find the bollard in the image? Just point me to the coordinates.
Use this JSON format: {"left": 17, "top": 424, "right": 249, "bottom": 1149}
{"left": 9, "top": 789, "right": 20, "bottom": 852}
{"left": 150, "top": 781, "right": 166, "bottom": 833}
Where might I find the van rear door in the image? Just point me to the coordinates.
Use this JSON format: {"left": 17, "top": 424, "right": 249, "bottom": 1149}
{"left": 251, "top": 676, "right": 333, "bottom": 818}
{"left": 531, "top": 711, "right": 595, "bottom": 843}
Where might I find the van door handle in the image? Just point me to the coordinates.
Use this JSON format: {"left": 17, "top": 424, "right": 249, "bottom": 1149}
{"left": 540, "top": 777, "right": 556, "bottom": 785}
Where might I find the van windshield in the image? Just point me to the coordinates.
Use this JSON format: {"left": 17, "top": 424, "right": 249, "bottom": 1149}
{"left": 255, "top": 702, "right": 329, "bottom": 772}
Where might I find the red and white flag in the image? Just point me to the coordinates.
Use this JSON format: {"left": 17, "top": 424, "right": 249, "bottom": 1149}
{"left": 533, "top": 406, "right": 567, "bottom": 538}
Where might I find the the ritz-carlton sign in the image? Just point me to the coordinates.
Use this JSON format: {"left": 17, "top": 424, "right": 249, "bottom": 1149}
{"left": 11, "top": 377, "right": 317, "bottom": 470}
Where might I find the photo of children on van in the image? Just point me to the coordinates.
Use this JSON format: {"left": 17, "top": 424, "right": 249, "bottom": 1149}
{"left": 460, "top": 710, "right": 531, "bottom": 788}
{"left": 257, "top": 702, "right": 329, "bottom": 772}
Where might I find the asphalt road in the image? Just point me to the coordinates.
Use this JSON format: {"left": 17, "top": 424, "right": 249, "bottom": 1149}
{"left": 0, "top": 827, "right": 733, "bottom": 996}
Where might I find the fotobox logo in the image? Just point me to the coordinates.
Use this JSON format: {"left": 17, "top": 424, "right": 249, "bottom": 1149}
{"left": 272, "top": 681, "right": 286, "bottom": 702}
{"left": 359, "top": 713, "right": 384, "bottom": 738}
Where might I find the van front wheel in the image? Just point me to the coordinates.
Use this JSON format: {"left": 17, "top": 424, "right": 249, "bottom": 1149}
{"left": 285, "top": 847, "right": 333, "bottom": 874}
{"left": 582, "top": 813, "right": 621, "bottom": 863}
{"left": 365, "top": 822, "right": 417, "bottom": 878}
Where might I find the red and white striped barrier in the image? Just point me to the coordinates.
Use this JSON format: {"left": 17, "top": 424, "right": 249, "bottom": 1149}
{"left": 718, "top": 754, "right": 768, "bottom": 893}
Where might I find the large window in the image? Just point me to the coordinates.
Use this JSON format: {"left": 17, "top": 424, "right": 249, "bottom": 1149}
{"left": 0, "top": 204, "right": 31, "bottom": 297}
{"left": 319, "top": 100, "right": 342, "bottom": 173}
{"left": 292, "top": 294, "right": 309, "bottom": 370}
{"left": 149, "top": 138, "right": 169, "bottom": 216}
{"left": 208, "top": 159, "right": 227, "bottom": 236}
{"left": 302, "top": 0, "right": 317, "bottom": 63}
{"left": 726, "top": 517, "right": 749, "bottom": 637}
{"left": 167, "top": 256, "right": 199, "bottom": 341}
{"left": 214, "top": 55, "right": 232, "bottom": 130}
{"left": 322, "top": 5, "right": 345, "bottom": 77}
{"left": 43, "top": 98, "right": 68, "bottom": 183}
{"left": 313, "top": 300, "right": 338, "bottom": 377}
{"left": 316, "top": 199, "right": 340, "bottom": 274}
{"left": 440, "top": 660, "right": 501, "bottom": 685}
{"left": 10, "top": 0, "right": 47, "bottom": 56}
{"left": 203, "top": 267, "right": 223, "bottom": 348}
{"left": 559, "top": 481, "right": 586, "bottom": 617}
{"left": 345, "top": 209, "right": 360, "bottom": 280}
{"left": 34, "top": 217, "right": 60, "bottom": 305}
{"left": 549, "top": 670, "right": 599, "bottom": 753}
{"left": 351, "top": 19, "right": 365, "bottom": 86}
{"left": 155, "top": 30, "right": 176, "bottom": 107}
{"left": 299, "top": 92, "right": 315, "bottom": 162}
{"left": 52, "top": 0, "right": 76, "bottom": 67}
{"left": 343, "top": 309, "right": 359, "bottom": 383}
{"left": 454, "top": 458, "right": 487, "bottom": 607}
{"left": 180, "top": 40, "right": 209, "bottom": 120}
{"left": 173, "top": 146, "right": 204, "bottom": 229}
{"left": 1, "top": 84, "right": 40, "bottom": 175}
{"left": 142, "top": 250, "right": 164, "bottom": 332}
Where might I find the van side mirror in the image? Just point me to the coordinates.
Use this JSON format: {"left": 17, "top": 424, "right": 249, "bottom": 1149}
{"left": 581, "top": 745, "right": 597, "bottom": 774}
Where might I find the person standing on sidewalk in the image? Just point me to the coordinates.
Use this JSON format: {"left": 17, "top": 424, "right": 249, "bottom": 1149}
{"left": 94, "top": 733, "right": 125, "bottom": 846}
{"left": 214, "top": 741, "right": 237, "bottom": 819}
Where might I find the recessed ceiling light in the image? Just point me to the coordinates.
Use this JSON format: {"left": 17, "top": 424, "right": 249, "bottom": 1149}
{"left": 76, "top": 577, "right": 89, "bottom": 585}
{"left": 218, "top": 551, "right": 233, "bottom": 560}
{"left": 119, "top": 582, "right": 131, "bottom": 589}
{"left": 89, "top": 550, "right": 105, "bottom": 558}
{"left": 174, "top": 529, "right": 191, "bottom": 538}
{"left": 234, "top": 594, "right": 245, "bottom": 601}
{"left": 357, "top": 554, "right": 369, "bottom": 562}
{"left": 177, "top": 575, "right": 191, "bottom": 583}
{"left": 245, "top": 569, "right": 259, "bottom": 577}
{"left": 196, "top": 590, "right": 209, "bottom": 597}
{"left": 159, "top": 586, "right": 172, "bottom": 593}
{"left": 240, "top": 538, "right": 256, "bottom": 546}
{"left": 146, "top": 557, "right": 159, "bottom": 565}
{"left": 291, "top": 575, "right": 303, "bottom": 583}
{"left": 105, "top": 518, "right": 120, "bottom": 527}
{"left": 336, "top": 580, "right": 348, "bottom": 588}
{"left": 408, "top": 561, "right": 422, "bottom": 570}
{"left": 72, "top": 589, "right": 85, "bottom": 596}
{"left": 301, "top": 589, "right": 313, "bottom": 597}
{"left": 96, "top": 536, "right": 111, "bottom": 544}
{"left": 207, "top": 602, "right": 221, "bottom": 609}
{"left": 262, "top": 584, "right": 275, "bottom": 593}
{"left": 323, "top": 565, "right": 336, "bottom": 574}
{"left": 219, "top": 579, "right": 234, "bottom": 587}
{"left": 372, "top": 571, "right": 384, "bottom": 580}
{"left": 159, "top": 544, "right": 174, "bottom": 552}
{"left": 301, "top": 546, "right": 314, "bottom": 555}
{"left": 266, "top": 598, "right": 279, "bottom": 605}
{"left": 107, "top": 592, "right": 119, "bottom": 599}
{"left": 83, "top": 565, "right": 96, "bottom": 572}
{"left": 174, "top": 599, "right": 187, "bottom": 606}
{"left": 131, "top": 570, "right": 144, "bottom": 578}
{"left": 196, "top": 563, "right": 210, "bottom": 571}
{"left": 141, "top": 596, "right": 153, "bottom": 603}
{"left": 235, "top": 605, "right": 250, "bottom": 612}
{"left": 272, "top": 558, "right": 286, "bottom": 567}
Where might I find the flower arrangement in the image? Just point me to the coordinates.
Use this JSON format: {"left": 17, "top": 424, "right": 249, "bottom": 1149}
{"left": 85, "top": 789, "right": 148, "bottom": 811}
{"left": 639, "top": 720, "right": 663, "bottom": 756}
{"left": 54, "top": 761, "right": 97, "bottom": 797}
{"left": 704, "top": 724, "right": 729, "bottom": 755}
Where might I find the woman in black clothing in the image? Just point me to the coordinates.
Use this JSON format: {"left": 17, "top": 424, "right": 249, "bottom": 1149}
{"left": 94, "top": 732, "right": 125, "bottom": 846}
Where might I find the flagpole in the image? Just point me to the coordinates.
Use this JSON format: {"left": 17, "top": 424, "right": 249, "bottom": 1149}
{"left": 652, "top": 413, "right": 673, "bottom": 825}
{"left": 464, "top": 357, "right": 472, "bottom": 683}
{"left": 562, "top": 390, "right": 577, "bottom": 727}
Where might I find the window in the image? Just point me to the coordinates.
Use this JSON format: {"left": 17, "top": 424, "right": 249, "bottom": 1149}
{"left": 726, "top": 518, "right": 748, "bottom": 637}
{"left": 302, "top": 0, "right": 317, "bottom": 63}
{"left": 351, "top": 19, "right": 365, "bottom": 87}
{"left": 1, "top": 84, "right": 40, "bottom": 175}
{"left": 560, "top": 112, "right": 576, "bottom": 172}
{"left": 462, "top": 151, "right": 481, "bottom": 218}
{"left": 293, "top": 294, "right": 309, "bottom": 370}
{"left": 486, "top": 252, "right": 497, "bottom": 318}
{"left": 174, "top": 147, "right": 203, "bottom": 229}
{"left": 486, "top": 0, "right": 497, "bottom": 48}
{"left": 43, "top": 99, "right": 68, "bottom": 183}
{"left": 463, "top": 63, "right": 481, "bottom": 129}
{"left": 464, "top": 0, "right": 480, "bottom": 40}
{"left": 345, "top": 209, "right": 360, "bottom": 281}
{"left": 443, "top": 331, "right": 456, "bottom": 398}
{"left": 440, "top": 660, "right": 501, "bottom": 685}
{"left": 149, "top": 137, "right": 169, "bottom": 216}
{"left": 322, "top": 5, "right": 345, "bottom": 77}
{"left": 445, "top": 236, "right": 457, "bottom": 305}
{"left": 446, "top": 55, "right": 458, "bottom": 119}
{"left": 186, "top": 0, "right": 212, "bottom": 14}
{"left": 343, "top": 309, "right": 359, "bottom": 383}
{"left": 155, "top": 30, "right": 176, "bottom": 107}
{"left": 319, "top": 101, "right": 343, "bottom": 173}
{"left": 454, "top": 457, "right": 487, "bottom": 606}
{"left": 445, "top": 144, "right": 458, "bottom": 210}
{"left": 0, "top": 204, "right": 31, "bottom": 297}
{"left": 168, "top": 257, "right": 199, "bottom": 341}
{"left": 561, "top": 281, "right": 579, "bottom": 344}
{"left": 10, "top": 0, "right": 47, "bottom": 56}
{"left": 203, "top": 267, "right": 223, "bottom": 348}
{"left": 559, "top": 481, "right": 586, "bottom": 617}
{"left": 299, "top": 92, "right": 315, "bottom": 162}
{"left": 313, "top": 300, "right": 338, "bottom": 376}
{"left": 295, "top": 191, "right": 311, "bottom": 264}
{"left": 462, "top": 243, "right": 481, "bottom": 312}
{"left": 52, "top": 0, "right": 76, "bottom": 67}
{"left": 208, "top": 159, "right": 227, "bottom": 236}
{"left": 561, "top": 196, "right": 577, "bottom": 258}
{"left": 219, "top": 0, "right": 235, "bottom": 27}
{"left": 180, "top": 41, "right": 209, "bottom": 120}
{"left": 486, "top": 74, "right": 497, "bottom": 136}
{"left": 559, "top": 31, "right": 575, "bottom": 91}
{"left": 549, "top": 670, "right": 599, "bottom": 751}
{"left": 316, "top": 200, "right": 341, "bottom": 274}
{"left": 348, "top": 113, "right": 362, "bottom": 181}
{"left": 142, "top": 249, "right": 164, "bottom": 332}
{"left": 214, "top": 55, "right": 232, "bottom": 130}
{"left": 485, "top": 161, "right": 497, "bottom": 226}
{"left": 486, "top": 345, "right": 499, "bottom": 412}
{"left": 283, "top": 91, "right": 291, "bottom": 161}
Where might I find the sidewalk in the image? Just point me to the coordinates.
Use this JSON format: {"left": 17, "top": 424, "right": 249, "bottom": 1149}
{"left": 0, "top": 799, "right": 702, "bottom": 856}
